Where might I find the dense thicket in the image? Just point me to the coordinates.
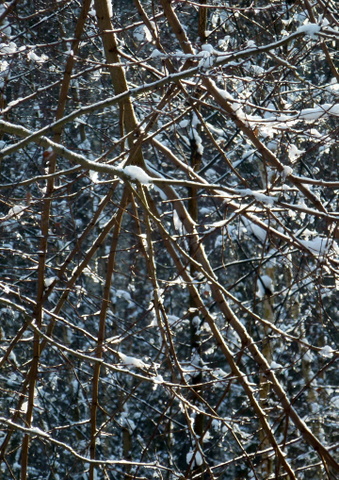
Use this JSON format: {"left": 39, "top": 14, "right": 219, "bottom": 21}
{"left": 0, "top": 1, "right": 338, "bottom": 479}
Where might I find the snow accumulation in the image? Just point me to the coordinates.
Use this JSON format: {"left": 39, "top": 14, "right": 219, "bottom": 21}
{"left": 167, "top": 314, "right": 180, "bottom": 325}
{"left": 152, "top": 374, "right": 164, "bottom": 384}
{"left": 0, "top": 41, "right": 17, "bottom": 54}
{"left": 242, "top": 217, "right": 267, "bottom": 244}
{"left": 115, "top": 289, "right": 133, "bottom": 307}
{"left": 299, "top": 103, "right": 339, "bottom": 120}
{"left": 299, "top": 237, "right": 337, "bottom": 255}
{"left": 150, "top": 48, "right": 162, "bottom": 59}
{"left": 270, "top": 361, "right": 283, "bottom": 370}
{"left": 198, "top": 44, "right": 216, "bottom": 69}
{"left": 6, "top": 205, "right": 26, "bottom": 219}
{"left": 119, "top": 353, "right": 150, "bottom": 369}
{"left": 186, "top": 450, "right": 203, "bottom": 468}
{"left": 319, "top": 345, "right": 334, "bottom": 359}
{"left": 210, "top": 75, "right": 338, "bottom": 130}
{"left": 44, "top": 277, "right": 57, "bottom": 287}
{"left": 242, "top": 189, "right": 276, "bottom": 206}
{"left": 133, "top": 25, "right": 152, "bottom": 43}
{"left": 217, "top": 96, "right": 338, "bottom": 129}
{"left": 30, "top": 427, "right": 49, "bottom": 438}
{"left": 281, "top": 165, "right": 293, "bottom": 180}
{"left": 288, "top": 144, "right": 305, "bottom": 163}
{"left": 27, "top": 50, "right": 49, "bottom": 63}
{"left": 256, "top": 275, "right": 274, "bottom": 298}
{"left": 296, "top": 23, "right": 321, "bottom": 38}
{"left": 189, "top": 127, "right": 204, "bottom": 155}
{"left": 330, "top": 396, "right": 339, "bottom": 409}
{"left": 255, "top": 103, "right": 338, "bottom": 127}
{"left": 288, "top": 104, "right": 337, "bottom": 123}
{"left": 178, "top": 119, "right": 190, "bottom": 129}
{"left": 173, "top": 210, "right": 185, "bottom": 234}
{"left": 122, "top": 165, "right": 152, "bottom": 184}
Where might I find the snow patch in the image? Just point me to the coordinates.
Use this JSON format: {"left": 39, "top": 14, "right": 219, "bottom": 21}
{"left": 119, "top": 353, "right": 149, "bottom": 369}
{"left": 115, "top": 289, "right": 133, "bottom": 307}
{"left": 122, "top": 165, "right": 152, "bottom": 184}
{"left": 270, "top": 361, "right": 283, "bottom": 370}
{"left": 242, "top": 217, "right": 267, "bottom": 243}
{"left": 247, "top": 189, "right": 276, "bottom": 205}
{"left": 281, "top": 166, "right": 293, "bottom": 180}
{"left": 152, "top": 374, "right": 164, "bottom": 385}
{"left": 6, "top": 205, "right": 26, "bottom": 219}
{"left": 186, "top": 449, "right": 203, "bottom": 467}
{"left": 299, "top": 104, "right": 339, "bottom": 121}
{"left": 288, "top": 144, "right": 305, "bottom": 163}
{"left": 150, "top": 49, "right": 163, "bottom": 59}
{"left": 173, "top": 210, "right": 185, "bottom": 234}
{"left": 256, "top": 275, "right": 274, "bottom": 298}
{"left": 297, "top": 23, "right": 321, "bottom": 38}
{"left": 27, "top": 50, "right": 49, "bottom": 63}
{"left": 299, "top": 237, "right": 336, "bottom": 255}
{"left": 44, "top": 277, "right": 57, "bottom": 287}
{"left": 0, "top": 42, "right": 17, "bottom": 54}
{"left": 198, "top": 45, "right": 216, "bottom": 69}
{"left": 319, "top": 345, "right": 334, "bottom": 359}
{"left": 133, "top": 25, "right": 152, "bottom": 43}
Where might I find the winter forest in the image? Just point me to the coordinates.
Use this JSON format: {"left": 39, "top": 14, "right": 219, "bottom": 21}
{"left": 0, "top": 0, "right": 338, "bottom": 479}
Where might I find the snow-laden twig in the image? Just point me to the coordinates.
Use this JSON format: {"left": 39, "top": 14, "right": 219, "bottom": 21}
{"left": 0, "top": 417, "right": 174, "bottom": 472}
{"left": 0, "top": 29, "right": 319, "bottom": 158}
{"left": 0, "top": 120, "right": 153, "bottom": 185}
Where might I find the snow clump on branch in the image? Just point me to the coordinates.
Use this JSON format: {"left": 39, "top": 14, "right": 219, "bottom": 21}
{"left": 120, "top": 165, "right": 152, "bottom": 185}
{"left": 296, "top": 23, "right": 321, "bottom": 39}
